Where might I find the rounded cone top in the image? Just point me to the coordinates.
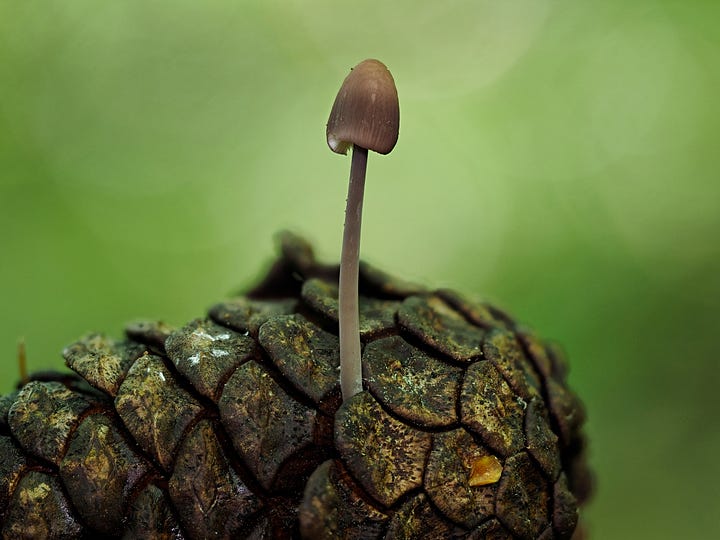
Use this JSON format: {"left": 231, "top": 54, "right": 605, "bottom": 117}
{"left": 327, "top": 59, "right": 399, "bottom": 155}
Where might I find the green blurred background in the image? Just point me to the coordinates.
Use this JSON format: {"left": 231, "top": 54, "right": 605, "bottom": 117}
{"left": 1, "top": 1, "right": 718, "bottom": 537}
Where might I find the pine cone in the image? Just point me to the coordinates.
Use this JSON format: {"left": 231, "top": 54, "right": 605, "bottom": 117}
{"left": 0, "top": 233, "right": 591, "bottom": 539}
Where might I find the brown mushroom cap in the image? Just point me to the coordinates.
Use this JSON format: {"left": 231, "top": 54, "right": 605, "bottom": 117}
{"left": 327, "top": 59, "right": 400, "bottom": 155}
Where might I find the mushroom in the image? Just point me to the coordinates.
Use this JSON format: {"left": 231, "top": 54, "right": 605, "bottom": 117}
{"left": 327, "top": 59, "right": 400, "bottom": 401}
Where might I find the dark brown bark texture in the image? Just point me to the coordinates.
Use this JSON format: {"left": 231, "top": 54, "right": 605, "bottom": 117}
{"left": 0, "top": 233, "right": 592, "bottom": 539}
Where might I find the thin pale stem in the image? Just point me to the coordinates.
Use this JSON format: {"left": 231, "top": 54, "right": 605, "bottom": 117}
{"left": 339, "top": 144, "right": 368, "bottom": 401}
{"left": 18, "top": 338, "right": 28, "bottom": 385}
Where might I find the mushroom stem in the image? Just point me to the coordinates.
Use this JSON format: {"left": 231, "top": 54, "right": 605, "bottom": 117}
{"left": 339, "top": 144, "right": 368, "bottom": 400}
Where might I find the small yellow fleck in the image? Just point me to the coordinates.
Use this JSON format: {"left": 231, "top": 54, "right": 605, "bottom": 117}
{"left": 468, "top": 455, "right": 503, "bottom": 487}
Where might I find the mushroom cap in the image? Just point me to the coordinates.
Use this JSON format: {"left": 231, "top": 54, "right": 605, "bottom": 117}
{"left": 327, "top": 59, "right": 400, "bottom": 155}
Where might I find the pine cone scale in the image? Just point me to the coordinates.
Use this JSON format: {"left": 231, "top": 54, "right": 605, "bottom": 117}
{"left": 59, "top": 413, "right": 153, "bottom": 535}
{"left": 335, "top": 392, "right": 432, "bottom": 509}
{"left": 218, "top": 360, "right": 319, "bottom": 493}
{"left": 168, "top": 418, "right": 263, "bottom": 538}
{"left": 114, "top": 353, "right": 204, "bottom": 471}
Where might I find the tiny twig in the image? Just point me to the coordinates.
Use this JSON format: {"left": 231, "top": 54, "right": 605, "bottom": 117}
{"left": 18, "top": 337, "right": 28, "bottom": 385}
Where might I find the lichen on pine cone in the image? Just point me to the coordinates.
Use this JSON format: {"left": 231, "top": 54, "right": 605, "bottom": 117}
{"left": 0, "top": 233, "right": 591, "bottom": 539}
